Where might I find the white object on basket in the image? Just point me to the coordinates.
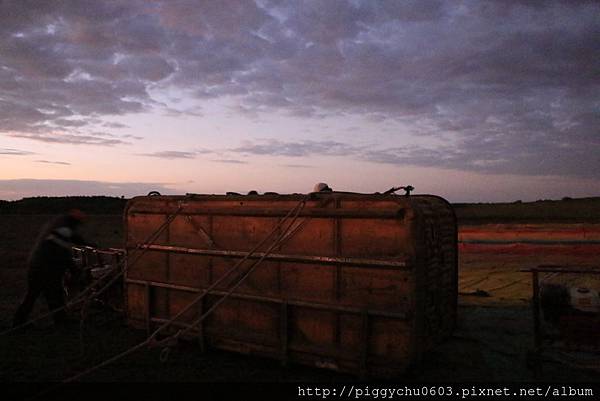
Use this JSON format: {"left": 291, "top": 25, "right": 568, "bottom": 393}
{"left": 569, "top": 287, "right": 600, "bottom": 313}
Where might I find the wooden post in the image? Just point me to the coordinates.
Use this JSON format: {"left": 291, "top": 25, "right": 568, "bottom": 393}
{"left": 277, "top": 215, "right": 283, "bottom": 296}
{"left": 359, "top": 310, "right": 369, "bottom": 379}
{"left": 333, "top": 198, "right": 342, "bottom": 365}
{"left": 198, "top": 294, "right": 205, "bottom": 353}
{"left": 280, "top": 301, "right": 288, "bottom": 367}
{"left": 117, "top": 251, "right": 126, "bottom": 314}
{"left": 165, "top": 214, "right": 172, "bottom": 322}
{"left": 208, "top": 215, "right": 214, "bottom": 285}
{"left": 531, "top": 269, "right": 543, "bottom": 377}
{"left": 145, "top": 282, "right": 152, "bottom": 336}
{"left": 532, "top": 270, "right": 541, "bottom": 350}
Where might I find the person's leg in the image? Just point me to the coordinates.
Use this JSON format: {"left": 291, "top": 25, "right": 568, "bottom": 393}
{"left": 43, "top": 279, "right": 68, "bottom": 326}
{"left": 12, "top": 274, "right": 43, "bottom": 327}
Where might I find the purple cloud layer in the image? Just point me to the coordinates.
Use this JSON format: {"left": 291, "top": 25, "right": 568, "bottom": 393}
{"left": 0, "top": 148, "right": 36, "bottom": 156}
{"left": 0, "top": 1, "right": 598, "bottom": 177}
{"left": 35, "top": 160, "right": 71, "bottom": 165}
{"left": 137, "top": 150, "right": 198, "bottom": 159}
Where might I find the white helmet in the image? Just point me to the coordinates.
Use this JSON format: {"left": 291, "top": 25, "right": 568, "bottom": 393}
{"left": 313, "top": 182, "right": 332, "bottom": 192}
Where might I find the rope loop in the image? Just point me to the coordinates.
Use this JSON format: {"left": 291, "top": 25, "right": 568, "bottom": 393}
{"left": 159, "top": 347, "right": 171, "bottom": 363}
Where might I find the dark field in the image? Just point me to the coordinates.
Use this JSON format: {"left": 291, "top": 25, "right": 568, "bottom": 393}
{"left": 1, "top": 197, "right": 599, "bottom": 388}
{"left": 453, "top": 197, "right": 600, "bottom": 224}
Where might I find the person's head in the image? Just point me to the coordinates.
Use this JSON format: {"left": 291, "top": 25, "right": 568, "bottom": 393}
{"left": 313, "top": 182, "right": 332, "bottom": 192}
{"left": 66, "top": 209, "right": 86, "bottom": 228}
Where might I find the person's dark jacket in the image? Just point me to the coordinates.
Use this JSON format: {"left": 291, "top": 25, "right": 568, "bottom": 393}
{"left": 28, "top": 215, "right": 87, "bottom": 281}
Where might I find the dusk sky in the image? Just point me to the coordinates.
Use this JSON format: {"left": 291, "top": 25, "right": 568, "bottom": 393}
{"left": 1, "top": 0, "right": 599, "bottom": 202}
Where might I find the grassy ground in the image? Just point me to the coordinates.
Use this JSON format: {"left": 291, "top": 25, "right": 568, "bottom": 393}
{"left": 454, "top": 197, "right": 600, "bottom": 224}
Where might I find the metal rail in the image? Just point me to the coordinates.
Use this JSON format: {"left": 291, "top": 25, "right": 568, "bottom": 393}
{"left": 126, "top": 278, "right": 411, "bottom": 320}
{"left": 128, "top": 207, "right": 406, "bottom": 219}
{"left": 461, "top": 239, "right": 600, "bottom": 245}
{"left": 135, "top": 244, "right": 409, "bottom": 269}
{"left": 521, "top": 266, "right": 600, "bottom": 274}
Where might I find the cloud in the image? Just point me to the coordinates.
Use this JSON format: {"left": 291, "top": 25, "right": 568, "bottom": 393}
{"left": 228, "top": 137, "right": 600, "bottom": 179}
{"left": 137, "top": 148, "right": 213, "bottom": 159}
{"left": 103, "top": 122, "right": 129, "bottom": 129}
{"left": 0, "top": 179, "right": 173, "bottom": 200}
{"left": 51, "top": 118, "right": 89, "bottom": 128}
{"left": 232, "top": 139, "right": 357, "bottom": 157}
{"left": 7, "top": 131, "right": 130, "bottom": 146}
{"left": 0, "top": 1, "right": 598, "bottom": 178}
{"left": 0, "top": 148, "right": 35, "bottom": 156}
{"left": 211, "top": 159, "right": 248, "bottom": 164}
{"left": 0, "top": 0, "right": 161, "bottom": 144}
{"left": 35, "top": 160, "right": 71, "bottom": 165}
{"left": 121, "top": 134, "right": 144, "bottom": 140}
{"left": 138, "top": 150, "right": 198, "bottom": 159}
{"left": 282, "top": 164, "right": 313, "bottom": 168}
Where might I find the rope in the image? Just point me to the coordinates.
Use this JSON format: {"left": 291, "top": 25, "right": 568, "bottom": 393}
{"left": 147, "top": 197, "right": 307, "bottom": 346}
{"left": 152, "top": 198, "right": 307, "bottom": 347}
{"left": 185, "top": 215, "right": 217, "bottom": 248}
{"left": 77, "top": 204, "right": 185, "bottom": 352}
{"left": 52, "top": 197, "right": 308, "bottom": 385}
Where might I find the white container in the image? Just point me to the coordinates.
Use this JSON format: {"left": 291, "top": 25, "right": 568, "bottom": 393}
{"left": 569, "top": 287, "right": 600, "bottom": 313}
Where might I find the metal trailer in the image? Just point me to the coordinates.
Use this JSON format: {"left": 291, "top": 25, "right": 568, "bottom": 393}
{"left": 123, "top": 192, "right": 457, "bottom": 377}
{"left": 525, "top": 265, "right": 600, "bottom": 377}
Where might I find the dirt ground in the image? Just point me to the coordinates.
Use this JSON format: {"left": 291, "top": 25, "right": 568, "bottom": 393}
{"left": 1, "top": 215, "right": 599, "bottom": 384}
